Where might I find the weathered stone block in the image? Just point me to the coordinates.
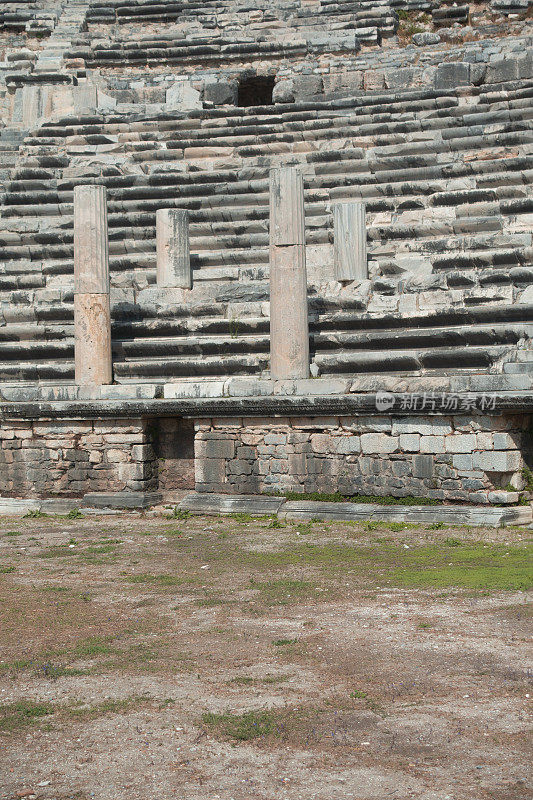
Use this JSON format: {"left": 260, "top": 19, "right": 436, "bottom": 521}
{"left": 445, "top": 435, "right": 477, "bottom": 454}
{"left": 360, "top": 434, "right": 399, "bottom": 454}
{"left": 473, "top": 451, "right": 522, "bottom": 472}
{"left": 420, "top": 436, "right": 445, "bottom": 454}
{"left": 413, "top": 455, "right": 434, "bottom": 479}
{"left": 399, "top": 433, "right": 420, "bottom": 452}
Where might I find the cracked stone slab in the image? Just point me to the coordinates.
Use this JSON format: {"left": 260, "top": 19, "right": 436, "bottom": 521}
{"left": 82, "top": 492, "right": 163, "bottom": 509}
{"left": 179, "top": 493, "right": 285, "bottom": 516}
{"left": 278, "top": 501, "right": 532, "bottom": 527}
{"left": 0, "top": 498, "right": 40, "bottom": 515}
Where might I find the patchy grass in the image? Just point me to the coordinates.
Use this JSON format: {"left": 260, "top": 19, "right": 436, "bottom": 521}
{"left": 0, "top": 512, "right": 531, "bottom": 795}
{"left": 229, "top": 675, "right": 290, "bottom": 686}
{"left": 389, "top": 543, "right": 533, "bottom": 592}
{"left": 241, "top": 540, "right": 533, "bottom": 593}
{"left": 201, "top": 709, "right": 282, "bottom": 741}
{"left": 0, "top": 700, "right": 54, "bottom": 732}
{"left": 268, "top": 491, "right": 438, "bottom": 505}
{"left": 122, "top": 572, "right": 184, "bottom": 587}
{"left": 251, "top": 578, "right": 321, "bottom": 604}
{"left": 0, "top": 696, "right": 151, "bottom": 734}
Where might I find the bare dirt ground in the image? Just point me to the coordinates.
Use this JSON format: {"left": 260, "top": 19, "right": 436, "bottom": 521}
{"left": 0, "top": 510, "right": 531, "bottom": 800}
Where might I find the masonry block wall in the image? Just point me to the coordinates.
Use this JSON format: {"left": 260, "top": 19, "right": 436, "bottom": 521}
{"left": 0, "top": 418, "right": 157, "bottom": 497}
{"left": 194, "top": 415, "right": 533, "bottom": 504}
{"left": 155, "top": 418, "right": 195, "bottom": 491}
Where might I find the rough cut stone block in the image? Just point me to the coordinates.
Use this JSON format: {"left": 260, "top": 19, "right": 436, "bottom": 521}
{"left": 420, "top": 436, "right": 445, "bottom": 454}
{"left": 492, "top": 433, "right": 518, "bottom": 450}
{"left": 195, "top": 458, "right": 226, "bottom": 485}
{"left": 82, "top": 492, "right": 162, "bottom": 509}
{"left": 196, "top": 439, "right": 235, "bottom": 459}
{"left": 179, "top": 493, "right": 285, "bottom": 515}
{"left": 473, "top": 451, "right": 522, "bottom": 472}
{"left": 279, "top": 501, "right": 532, "bottom": 527}
{"left": 453, "top": 454, "right": 474, "bottom": 472}
{"left": 445, "top": 435, "right": 477, "bottom": 453}
{"left": 360, "top": 433, "right": 399, "bottom": 454}
{"left": 413, "top": 455, "right": 434, "bottom": 479}
{"left": 435, "top": 62, "right": 470, "bottom": 89}
{"left": 156, "top": 209, "right": 191, "bottom": 289}
{"left": 163, "top": 381, "right": 225, "bottom": 398}
{"left": 334, "top": 202, "right": 368, "bottom": 281}
{"left": 0, "top": 498, "right": 40, "bottom": 515}
{"left": 399, "top": 433, "right": 420, "bottom": 452}
{"left": 336, "top": 436, "right": 361, "bottom": 454}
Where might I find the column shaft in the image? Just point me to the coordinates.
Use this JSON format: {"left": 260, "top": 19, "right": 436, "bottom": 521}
{"left": 156, "top": 209, "right": 191, "bottom": 288}
{"left": 333, "top": 201, "right": 367, "bottom": 281}
{"left": 74, "top": 185, "right": 112, "bottom": 385}
{"left": 269, "top": 168, "right": 309, "bottom": 380}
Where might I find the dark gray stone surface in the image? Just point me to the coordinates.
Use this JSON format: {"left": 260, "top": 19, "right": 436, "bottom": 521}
{"left": 179, "top": 493, "right": 285, "bottom": 515}
{"left": 82, "top": 492, "right": 163, "bottom": 509}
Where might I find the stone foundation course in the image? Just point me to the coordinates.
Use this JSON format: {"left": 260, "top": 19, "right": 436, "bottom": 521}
{"left": 0, "top": 418, "right": 157, "bottom": 497}
{"left": 195, "top": 414, "right": 533, "bottom": 504}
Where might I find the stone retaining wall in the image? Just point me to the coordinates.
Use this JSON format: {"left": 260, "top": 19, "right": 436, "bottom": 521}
{"left": 195, "top": 414, "right": 533, "bottom": 503}
{"left": 0, "top": 418, "right": 157, "bottom": 497}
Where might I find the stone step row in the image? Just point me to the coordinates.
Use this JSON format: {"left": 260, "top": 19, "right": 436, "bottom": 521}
{"left": 1, "top": 318, "right": 528, "bottom": 362}
{"left": 34, "top": 86, "right": 533, "bottom": 141}
{"left": 3, "top": 153, "right": 531, "bottom": 216}
{"left": 36, "top": 78, "right": 533, "bottom": 133}
{"left": 1, "top": 220, "right": 532, "bottom": 274}
{"left": 46, "top": 90, "right": 533, "bottom": 133}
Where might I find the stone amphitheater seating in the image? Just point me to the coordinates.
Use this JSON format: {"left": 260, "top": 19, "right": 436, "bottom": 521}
{"left": 0, "top": 76, "right": 532, "bottom": 385}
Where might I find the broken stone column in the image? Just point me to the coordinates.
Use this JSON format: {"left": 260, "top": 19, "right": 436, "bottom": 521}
{"left": 74, "top": 185, "right": 112, "bottom": 385}
{"left": 269, "top": 167, "right": 309, "bottom": 380}
{"left": 334, "top": 201, "right": 367, "bottom": 281}
{"left": 156, "top": 209, "right": 191, "bottom": 289}
{"left": 21, "top": 85, "right": 45, "bottom": 128}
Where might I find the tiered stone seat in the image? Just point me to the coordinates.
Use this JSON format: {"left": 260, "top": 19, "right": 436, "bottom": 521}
{"left": 73, "top": 0, "right": 397, "bottom": 64}
{"left": 0, "top": 78, "right": 532, "bottom": 383}
{"left": 0, "top": 1, "right": 57, "bottom": 36}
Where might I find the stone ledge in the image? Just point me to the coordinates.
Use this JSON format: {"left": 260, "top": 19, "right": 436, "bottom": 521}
{"left": 179, "top": 493, "right": 285, "bottom": 516}
{"left": 1, "top": 374, "right": 531, "bottom": 405}
{"left": 1, "top": 392, "right": 533, "bottom": 420}
{"left": 177, "top": 494, "right": 531, "bottom": 527}
{"left": 278, "top": 501, "right": 532, "bottom": 527}
{"left": 82, "top": 492, "right": 163, "bottom": 509}
{"left": 0, "top": 493, "right": 529, "bottom": 526}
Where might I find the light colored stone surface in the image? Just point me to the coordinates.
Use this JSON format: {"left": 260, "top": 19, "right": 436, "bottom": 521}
{"left": 166, "top": 81, "right": 202, "bottom": 111}
{"left": 269, "top": 166, "right": 305, "bottom": 247}
{"left": 334, "top": 202, "right": 368, "bottom": 281}
{"left": 179, "top": 493, "right": 285, "bottom": 515}
{"left": 279, "top": 501, "right": 532, "bottom": 526}
{"left": 269, "top": 166, "right": 309, "bottom": 381}
{"left": 270, "top": 243, "right": 310, "bottom": 380}
{"left": 74, "top": 185, "right": 109, "bottom": 294}
{"left": 156, "top": 209, "right": 191, "bottom": 289}
{"left": 74, "top": 293, "right": 112, "bottom": 386}
{"left": 74, "top": 185, "right": 112, "bottom": 386}
{"left": 163, "top": 381, "right": 225, "bottom": 398}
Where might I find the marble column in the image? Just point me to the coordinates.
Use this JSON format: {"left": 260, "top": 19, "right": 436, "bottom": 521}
{"left": 269, "top": 167, "right": 309, "bottom": 380}
{"left": 333, "top": 201, "right": 367, "bottom": 281}
{"left": 156, "top": 209, "right": 191, "bottom": 289}
{"left": 73, "top": 185, "right": 112, "bottom": 385}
